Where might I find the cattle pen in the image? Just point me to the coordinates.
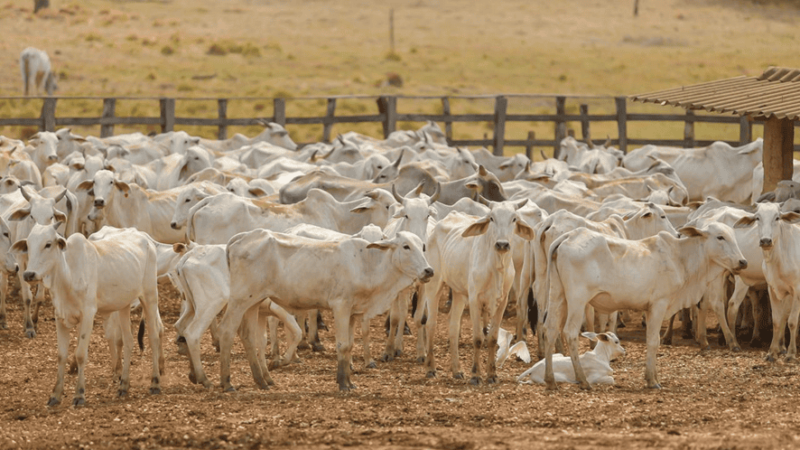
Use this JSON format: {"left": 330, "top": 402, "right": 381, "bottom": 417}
{"left": 0, "top": 94, "right": 788, "bottom": 157}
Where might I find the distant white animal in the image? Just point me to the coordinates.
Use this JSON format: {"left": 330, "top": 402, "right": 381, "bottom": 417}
{"left": 517, "top": 332, "right": 624, "bottom": 385}
{"left": 495, "top": 328, "right": 530, "bottom": 368}
{"left": 20, "top": 47, "right": 57, "bottom": 96}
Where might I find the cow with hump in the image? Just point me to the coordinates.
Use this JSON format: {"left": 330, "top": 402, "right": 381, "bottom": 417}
{"left": 542, "top": 222, "right": 746, "bottom": 390}
{"left": 10, "top": 224, "right": 163, "bottom": 406}
{"left": 219, "top": 230, "right": 432, "bottom": 391}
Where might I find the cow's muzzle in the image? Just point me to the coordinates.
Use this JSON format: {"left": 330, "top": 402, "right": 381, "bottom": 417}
{"left": 759, "top": 238, "right": 773, "bottom": 248}
{"left": 495, "top": 241, "right": 510, "bottom": 252}
{"left": 170, "top": 222, "right": 179, "bottom": 230}
{"left": 732, "top": 259, "right": 748, "bottom": 274}
{"left": 23, "top": 271, "right": 38, "bottom": 282}
{"left": 419, "top": 267, "right": 434, "bottom": 283}
{"left": 94, "top": 199, "right": 105, "bottom": 208}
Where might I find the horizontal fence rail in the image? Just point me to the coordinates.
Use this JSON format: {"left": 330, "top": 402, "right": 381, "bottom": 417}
{"left": 0, "top": 94, "right": 792, "bottom": 157}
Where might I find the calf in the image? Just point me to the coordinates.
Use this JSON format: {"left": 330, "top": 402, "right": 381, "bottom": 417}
{"left": 11, "top": 225, "right": 163, "bottom": 406}
{"left": 543, "top": 223, "right": 746, "bottom": 390}
{"left": 219, "top": 231, "right": 432, "bottom": 391}
{"left": 517, "top": 332, "right": 624, "bottom": 385}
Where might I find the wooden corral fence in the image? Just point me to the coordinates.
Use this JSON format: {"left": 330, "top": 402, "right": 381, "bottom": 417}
{"left": 0, "top": 94, "right": 771, "bottom": 157}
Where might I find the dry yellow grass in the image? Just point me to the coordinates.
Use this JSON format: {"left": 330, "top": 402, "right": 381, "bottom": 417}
{"left": 0, "top": 0, "right": 798, "bottom": 150}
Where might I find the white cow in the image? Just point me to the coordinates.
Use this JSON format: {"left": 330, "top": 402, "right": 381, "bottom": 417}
{"left": 218, "top": 230, "right": 432, "bottom": 391}
{"left": 422, "top": 200, "right": 534, "bottom": 383}
{"left": 20, "top": 47, "right": 57, "bottom": 96}
{"left": 542, "top": 222, "right": 746, "bottom": 390}
{"left": 12, "top": 225, "right": 163, "bottom": 406}
{"left": 518, "top": 332, "right": 624, "bottom": 385}
{"left": 25, "top": 132, "right": 59, "bottom": 174}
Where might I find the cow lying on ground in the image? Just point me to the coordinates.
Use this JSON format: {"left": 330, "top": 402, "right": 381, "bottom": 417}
{"left": 517, "top": 332, "right": 624, "bottom": 385}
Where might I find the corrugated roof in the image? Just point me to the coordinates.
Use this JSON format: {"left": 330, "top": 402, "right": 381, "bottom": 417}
{"left": 629, "top": 67, "right": 800, "bottom": 120}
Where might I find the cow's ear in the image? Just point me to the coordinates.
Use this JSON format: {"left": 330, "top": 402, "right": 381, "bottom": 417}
{"left": 350, "top": 204, "right": 373, "bottom": 214}
{"left": 56, "top": 237, "right": 66, "bottom": 250}
{"left": 733, "top": 216, "right": 756, "bottom": 229}
{"left": 9, "top": 207, "right": 30, "bottom": 222}
{"left": 678, "top": 226, "right": 705, "bottom": 237}
{"left": 781, "top": 212, "right": 800, "bottom": 223}
{"left": 173, "top": 243, "right": 187, "bottom": 254}
{"left": 11, "top": 240, "right": 27, "bottom": 254}
{"left": 54, "top": 210, "right": 67, "bottom": 224}
{"left": 77, "top": 180, "right": 94, "bottom": 191}
{"left": 366, "top": 241, "right": 394, "bottom": 251}
{"left": 596, "top": 333, "right": 610, "bottom": 342}
{"left": 248, "top": 187, "right": 268, "bottom": 197}
{"left": 462, "top": 216, "right": 490, "bottom": 238}
{"left": 464, "top": 180, "right": 480, "bottom": 190}
{"left": 515, "top": 220, "right": 534, "bottom": 241}
{"left": 580, "top": 331, "right": 598, "bottom": 342}
{"left": 114, "top": 180, "right": 130, "bottom": 197}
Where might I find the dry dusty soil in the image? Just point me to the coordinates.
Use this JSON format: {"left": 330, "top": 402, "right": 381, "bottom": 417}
{"left": 2, "top": 282, "right": 800, "bottom": 449}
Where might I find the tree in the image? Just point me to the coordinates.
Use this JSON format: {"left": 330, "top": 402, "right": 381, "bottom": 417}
{"left": 34, "top": 0, "right": 49, "bottom": 13}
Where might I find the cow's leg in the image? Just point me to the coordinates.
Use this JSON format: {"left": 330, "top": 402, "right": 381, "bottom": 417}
{"left": 449, "top": 292, "right": 467, "bottom": 380}
{"left": 103, "top": 314, "right": 122, "bottom": 385}
{"left": 708, "top": 281, "right": 738, "bottom": 351}
{"left": 32, "top": 286, "right": 44, "bottom": 328}
{"left": 347, "top": 314, "right": 359, "bottom": 371}
{"left": 412, "top": 287, "right": 427, "bottom": 363}
{"left": 726, "top": 278, "right": 750, "bottom": 350}
{"left": 48, "top": 319, "right": 70, "bottom": 406}
{"left": 72, "top": 311, "right": 97, "bottom": 407}
{"left": 266, "top": 315, "right": 280, "bottom": 369}
{"left": 584, "top": 304, "right": 596, "bottom": 349}
{"left": 785, "top": 293, "right": 800, "bottom": 362}
{"left": 173, "top": 299, "right": 194, "bottom": 356}
{"left": 362, "top": 315, "right": 376, "bottom": 368}
{"left": 382, "top": 293, "right": 404, "bottom": 362}
{"left": 485, "top": 293, "right": 509, "bottom": 384}
{"left": 467, "top": 295, "right": 484, "bottom": 385}
{"left": 279, "top": 311, "right": 302, "bottom": 365}
{"left": 183, "top": 301, "right": 225, "bottom": 389}
{"left": 644, "top": 303, "right": 668, "bottom": 389}
{"left": 117, "top": 307, "right": 134, "bottom": 398}
{"left": 695, "top": 300, "right": 710, "bottom": 349}
{"left": 767, "top": 287, "right": 786, "bottom": 362}
{"left": 332, "top": 307, "right": 355, "bottom": 391}
{"left": 140, "top": 289, "right": 164, "bottom": 395}
{"left": 20, "top": 275, "right": 36, "bottom": 338}
{"left": 542, "top": 303, "right": 564, "bottom": 391}
{"left": 297, "top": 312, "right": 311, "bottom": 350}
{"left": 240, "top": 304, "right": 270, "bottom": 389}
{"left": 0, "top": 273, "right": 7, "bottom": 329}
{"left": 424, "top": 281, "right": 446, "bottom": 378}
{"left": 751, "top": 290, "right": 765, "bottom": 345}
{"left": 564, "top": 305, "right": 591, "bottom": 390}
{"left": 309, "top": 309, "right": 325, "bottom": 352}
{"left": 393, "top": 290, "right": 410, "bottom": 357}
{"left": 219, "top": 296, "right": 255, "bottom": 392}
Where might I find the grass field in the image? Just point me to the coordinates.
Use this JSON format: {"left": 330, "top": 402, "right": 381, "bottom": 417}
{"left": 0, "top": 0, "right": 798, "bottom": 149}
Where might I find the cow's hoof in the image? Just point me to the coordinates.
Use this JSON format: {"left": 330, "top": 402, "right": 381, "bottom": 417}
{"left": 780, "top": 349, "right": 788, "bottom": 355}
{"left": 426, "top": 371, "right": 436, "bottom": 378}
{"left": 188, "top": 371, "right": 198, "bottom": 384}
{"left": 312, "top": 343, "right": 326, "bottom": 352}
{"left": 297, "top": 342, "right": 311, "bottom": 350}
{"left": 117, "top": 390, "right": 128, "bottom": 398}
{"left": 579, "top": 382, "right": 592, "bottom": 391}
{"left": 786, "top": 356, "right": 796, "bottom": 364}
{"left": 545, "top": 383, "right": 558, "bottom": 391}
{"left": 267, "top": 361, "right": 281, "bottom": 371}
{"left": 394, "top": 349, "right": 403, "bottom": 357}
{"left": 648, "top": 383, "right": 662, "bottom": 390}
{"left": 72, "top": 397, "right": 85, "bottom": 407}
{"left": 732, "top": 346, "right": 742, "bottom": 352}
{"left": 766, "top": 354, "right": 777, "bottom": 363}
{"left": 366, "top": 361, "right": 377, "bottom": 369}
{"left": 223, "top": 385, "right": 236, "bottom": 393}
{"left": 338, "top": 385, "right": 353, "bottom": 392}
{"left": 266, "top": 377, "right": 276, "bottom": 386}
{"left": 47, "top": 397, "right": 60, "bottom": 407}
{"left": 453, "top": 372, "right": 464, "bottom": 380}
{"left": 700, "top": 345, "right": 711, "bottom": 352}
{"left": 25, "top": 329, "right": 36, "bottom": 339}
{"left": 468, "top": 376, "right": 481, "bottom": 385}
{"left": 416, "top": 357, "right": 426, "bottom": 364}
{"left": 486, "top": 376, "right": 498, "bottom": 384}
{"left": 0, "top": 320, "right": 7, "bottom": 330}
{"left": 149, "top": 387, "right": 161, "bottom": 395}
{"left": 661, "top": 338, "right": 672, "bottom": 346}
{"left": 202, "top": 381, "right": 214, "bottom": 390}
{"left": 256, "top": 382, "right": 270, "bottom": 391}
{"left": 380, "top": 353, "right": 392, "bottom": 363}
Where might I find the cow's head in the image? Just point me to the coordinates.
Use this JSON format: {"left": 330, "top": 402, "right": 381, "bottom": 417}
{"left": 13, "top": 222, "right": 66, "bottom": 285}
{"left": 372, "top": 148, "right": 405, "bottom": 184}
{"left": 464, "top": 165, "right": 507, "bottom": 203}
{"left": 171, "top": 186, "right": 211, "bottom": 230}
{"left": 367, "top": 231, "right": 433, "bottom": 283}
{"left": 349, "top": 189, "right": 396, "bottom": 228}
{"left": 178, "top": 147, "right": 213, "bottom": 182}
{"left": 622, "top": 203, "right": 678, "bottom": 239}
{"left": 10, "top": 185, "right": 67, "bottom": 227}
{"left": 734, "top": 202, "right": 800, "bottom": 250}
{"left": 77, "top": 169, "right": 130, "bottom": 218}
{"left": 497, "top": 154, "right": 531, "bottom": 181}
{"left": 0, "top": 216, "right": 19, "bottom": 275}
{"left": 679, "top": 222, "right": 747, "bottom": 274}
{"left": 363, "top": 154, "right": 391, "bottom": 180}
{"left": 581, "top": 331, "right": 625, "bottom": 361}
{"left": 462, "top": 198, "right": 534, "bottom": 253}
{"left": 266, "top": 122, "right": 297, "bottom": 151}
{"left": 27, "top": 132, "right": 59, "bottom": 165}
{"left": 390, "top": 182, "right": 439, "bottom": 247}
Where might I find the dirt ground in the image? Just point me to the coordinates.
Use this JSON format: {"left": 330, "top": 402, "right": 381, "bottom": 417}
{"left": 2, "top": 282, "right": 800, "bottom": 450}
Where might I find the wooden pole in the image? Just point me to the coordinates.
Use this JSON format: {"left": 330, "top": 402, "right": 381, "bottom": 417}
{"left": 684, "top": 109, "right": 695, "bottom": 148}
{"left": 739, "top": 115, "right": 752, "bottom": 145}
{"left": 763, "top": 116, "right": 794, "bottom": 193}
{"left": 633, "top": 0, "right": 639, "bottom": 16}
{"left": 217, "top": 99, "right": 228, "bottom": 140}
{"left": 322, "top": 98, "right": 337, "bottom": 143}
{"left": 377, "top": 96, "right": 397, "bottom": 138}
{"left": 40, "top": 97, "right": 56, "bottom": 132}
{"left": 615, "top": 96, "right": 628, "bottom": 153}
{"left": 100, "top": 98, "right": 116, "bottom": 138}
{"left": 554, "top": 96, "right": 566, "bottom": 158}
{"left": 160, "top": 98, "right": 175, "bottom": 133}
{"left": 273, "top": 98, "right": 286, "bottom": 126}
{"left": 579, "top": 104, "right": 590, "bottom": 142}
{"left": 492, "top": 95, "right": 507, "bottom": 156}
{"left": 441, "top": 97, "right": 453, "bottom": 144}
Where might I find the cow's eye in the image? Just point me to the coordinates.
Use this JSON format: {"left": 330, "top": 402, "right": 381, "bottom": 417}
{"left": 403, "top": 244, "right": 410, "bottom": 250}
{"left": 717, "top": 236, "right": 725, "bottom": 241}
{"left": 2, "top": 232, "right": 7, "bottom": 237}
{"left": 45, "top": 242, "right": 51, "bottom": 249}
{"left": 185, "top": 199, "right": 190, "bottom": 203}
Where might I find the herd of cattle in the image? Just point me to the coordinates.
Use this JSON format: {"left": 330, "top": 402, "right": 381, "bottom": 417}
{"left": 0, "top": 120, "right": 796, "bottom": 406}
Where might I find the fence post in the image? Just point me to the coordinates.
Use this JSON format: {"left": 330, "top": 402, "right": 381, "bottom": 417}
{"left": 524, "top": 131, "right": 535, "bottom": 160}
{"left": 217, "top": 99, "right": 228, "bottom": 140}
{"left": 273, "top": 98, "right": 286, "bottom": 126}
{"left": 40, "top": 97, "right": 57, "bottom": 132}
{"left": 377, "top": 96, "right": 397, "bottom": 138}
{"left": 615, "top": 96, "right": 628, "bottom": 153}
{"left": 322, "top": 98, "right": 337, "bottom": 143}
{"left": 492, "top": 95, "right": 507, "bottom": 156}
{"left": 554, "top": 96, "right": 566, "bottom": 158}
{"left": 441, "top": 97, "right": 453, "bottom": 144}
{"left": 579, "top": 104, "right": 590, "bottom": 142}
{"left": 684, "top": 109, "right": 696, "bottom": 148}
{"left": 160, "top": 98, "right": 175, "bottom": 133}
{"left": 100, "top": 98, "right": 116, "bottom": 138}
{"left": 739, "top": 115, "right": 752, "bottom": 145}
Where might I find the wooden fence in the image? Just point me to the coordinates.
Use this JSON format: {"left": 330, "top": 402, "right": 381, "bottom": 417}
{"left": 0, "top": 94, "right": 769, "bottom": 157}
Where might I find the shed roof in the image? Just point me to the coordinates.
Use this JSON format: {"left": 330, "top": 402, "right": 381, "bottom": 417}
{"left": 629, "top": 67, "right": 800, "bottom": 120}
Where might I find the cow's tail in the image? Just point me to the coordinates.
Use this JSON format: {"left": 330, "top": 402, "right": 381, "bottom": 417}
{"left": 543, "top": 232, "right": 570, "bottom": 326}
{"left": 137, "top": 318, "right": 145, "bottom": 352}
{"left": 527, "top": 288, "right": 537, "bottom": 336}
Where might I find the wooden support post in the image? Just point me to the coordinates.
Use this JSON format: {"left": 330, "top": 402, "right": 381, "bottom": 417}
{"left": 40, "top": 97, "right": 56, "bottom": 132}
{"left": 524, "top": 131, "right": 535, "bottom": 161}
{"left": 160, "top": 98, "right": 175, "bottom": 133}
{"left": 684, "top": 109, "right": 696, "bottom": 148}
{"left": 441, "top": 97, "right": 453, "bottom": 144}
{"left": 554, "top": 96, "right": 566, "bottom": 158}
{"left": 273, "top": 98, "right": 286, "bottom": 126}
{"left": 100, "top": 98, "right": 116, "bottom": 138}
{"left": 322, "top": 98, "right": 337, "bottom": 143}
{"left": 739, "top": 115, "right": 752, "bottom": 145}
{"left": 377, "top": 96, "right": 397, "bottom": 138}
{"left": 217, "top": 99, "right": 228, "bottom": 140}
{"left": 579, "top": 104, "right": 590, "bottom": 142}
{"left": 763, "top": 117, "right": 795, "bottom": 193}
{"left": 492, "top": 95, "right": 507, "bottom": 156}
{"left": 615, "top": 96, "right": 628, "bottom": 153}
